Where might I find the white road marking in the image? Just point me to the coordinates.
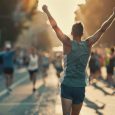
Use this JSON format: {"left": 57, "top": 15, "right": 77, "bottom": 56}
{"left": 0, "top": 102, "right": 38, "bottom": 106}
{"left": 0, "top": 75, "right": 28, "bottom": 97}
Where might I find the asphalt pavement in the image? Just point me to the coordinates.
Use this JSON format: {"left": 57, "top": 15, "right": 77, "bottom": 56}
{"left": 0, "top": 65, "right": 115, "bottom": 115}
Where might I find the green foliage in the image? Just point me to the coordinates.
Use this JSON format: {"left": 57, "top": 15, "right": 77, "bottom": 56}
{"left": 0, "top": 0, "right": 19, "bottom": 47}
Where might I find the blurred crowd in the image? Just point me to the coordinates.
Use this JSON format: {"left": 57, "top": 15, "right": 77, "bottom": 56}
{"left": 0, "top": 42, "right": 51, "bottom": 92}
{"left": 89, "top": 47, "right": 115, "bottom": 87}
{"left": 0, "top": 41, "right": 115, "bottom": 93}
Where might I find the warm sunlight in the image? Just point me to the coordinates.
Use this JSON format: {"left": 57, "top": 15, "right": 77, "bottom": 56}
{"left": 24, "top": 0, "right": 37, "bottom": 12}
{"left": 0, "top": 1, "right": 115, "bottom": 115}
{"left": 38, "top": 0, "right": 86, "bottom": 34}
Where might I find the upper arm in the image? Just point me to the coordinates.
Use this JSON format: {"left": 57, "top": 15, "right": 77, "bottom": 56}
{"left": 86, "top": 28, "right": 105, "bottom": 47}
{"left": 53, "top": 25, "right": 71, "bottom": 46}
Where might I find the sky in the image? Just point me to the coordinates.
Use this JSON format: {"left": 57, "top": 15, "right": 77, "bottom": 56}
{"left": 38, "top": 0, "right": 86, "bottom": 34}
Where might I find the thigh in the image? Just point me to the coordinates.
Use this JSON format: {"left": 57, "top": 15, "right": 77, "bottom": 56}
{"left": 32, "top": 71, "right": 37, "bottom": 80}
{"left": 61, "top": 97, "right": 72, "bottom": 115}
{"left": 61, "top": 84, "right": 73, "bottom": 115}
{"left": 71, "top": 103, "right": 83, "bottom": 115}
{"left": 4, "top": 68, "right": 14, "bottom": 78}
{"left": 72, "top": 87, "right": 85, "bottom": 105}
{"left": 29, "top": 70, "right": 34, "bottom": 80}
{"left": 9, "top": 68, "right": 14, "bottom": 79}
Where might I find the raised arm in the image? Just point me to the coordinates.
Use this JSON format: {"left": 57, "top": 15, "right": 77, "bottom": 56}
{"left": 87, "top": 8, "right": 115, "bottom": 47}
{"left": 42, "top": 5, "right": 71, "bottom": 46}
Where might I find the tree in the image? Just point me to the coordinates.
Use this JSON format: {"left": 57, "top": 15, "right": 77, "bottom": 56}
{"left": 0, "top": 0, "right": 52, "bottom": 51}
{"left": 0, "top": 0, "right": 38, "bottom": 48}
{"left": 0, "top": 0, "right": 20, "bottom": 47}
{"left": 75, "top": 0, "right": 115, "bottom": 46}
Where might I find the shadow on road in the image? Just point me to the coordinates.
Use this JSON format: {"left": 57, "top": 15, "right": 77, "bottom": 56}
{"left": 84, "top": 97, "right": 105, "bottom": 115}
{"left": 92, "top": 83, "right": 113, "bottom": 96}
{"left": 9, "top": 84, "right": 45, "bottom": 115}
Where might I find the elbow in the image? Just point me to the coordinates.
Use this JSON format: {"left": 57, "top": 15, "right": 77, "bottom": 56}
{"left": 52, "top": 24, "right": 58, "bottom": 30}
{"left": 50, "top": 20, "right": 57, "bottom": 28}
{"left": 52, "top": 24, "right": 57, "bottom": 29}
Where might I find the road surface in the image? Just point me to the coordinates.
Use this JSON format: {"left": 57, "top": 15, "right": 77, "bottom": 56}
{"left": 0, "top": 65, "right": 115, "bottom": 115}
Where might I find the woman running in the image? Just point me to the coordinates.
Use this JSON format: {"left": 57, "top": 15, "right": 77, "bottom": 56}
{"left": 42, "top": 5, "right": 115, "bottom": 115}
{"left": 28, "top": 47, "right": 39, "bottom": 92}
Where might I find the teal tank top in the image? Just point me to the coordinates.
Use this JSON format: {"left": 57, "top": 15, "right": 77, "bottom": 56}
{"left": 62, "top": 40, "right": 90, "bottom": 87}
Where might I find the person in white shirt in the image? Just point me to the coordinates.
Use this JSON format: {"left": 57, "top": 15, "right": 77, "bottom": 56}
{"left": 28, "top": 47, "right": 39, "bottom": 92}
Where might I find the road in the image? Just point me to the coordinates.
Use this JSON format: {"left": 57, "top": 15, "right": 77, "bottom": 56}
{"left": 0, "top": 65, "right": 115, "bottom": 115}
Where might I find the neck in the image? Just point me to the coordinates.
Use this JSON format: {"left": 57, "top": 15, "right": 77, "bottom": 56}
{"left": 73, "top": 36, "right": 81, "bottom": 42}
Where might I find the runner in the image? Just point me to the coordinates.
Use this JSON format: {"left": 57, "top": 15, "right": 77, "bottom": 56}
{"left": 41, "top": 52, "right": 50, "bottom": 84}
{"left": 28, "top": 47, "right": 39, "bottom": 92}
{"left": 0, "top": 43, "right": 15, "bottom": 92}
{"left": 106, "top": 47, "right": 115, "bottom": 86}
{"left": 89, "top": 51, "right": 101, "bottom": 84}
{"left": 0, "top": 49, "right": 3, "bottom": 74}
{"left": 42, "top": 5, "right": 115, "bottom": 115}
{"left": 53, "top": 53, "right": 63, "bottom": 78}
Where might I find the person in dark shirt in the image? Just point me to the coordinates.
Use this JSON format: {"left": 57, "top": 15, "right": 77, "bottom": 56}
{"left": 107, "top": 47, "right": 115, "bottom": 86}
{"left": 0, "top": 43, "right": 15, "bottom": 92}
{"left": 89, "top": 52, "right": 101, "bottom": 84}
{"left": 0, "top": 51, "right": 4, "bottom": 74}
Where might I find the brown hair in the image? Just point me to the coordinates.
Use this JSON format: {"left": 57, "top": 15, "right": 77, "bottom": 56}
{"left": 71, "top": 22, "right": 84, "bottom": 37}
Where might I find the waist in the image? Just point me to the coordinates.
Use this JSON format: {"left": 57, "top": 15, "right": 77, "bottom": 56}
{"left": 64, "top": 70, "right": 86, "bottom": 78}
{"left": 3, "top": 64, "right": 14, "bottom": 68}
{"left": 61, "top": 77, "right": 87, "bottom": 87}
{"left": 28, "top": 65, "right": 38, "bottom": 70}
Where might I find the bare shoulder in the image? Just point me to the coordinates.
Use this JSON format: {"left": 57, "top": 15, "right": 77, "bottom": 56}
{"left": 63, "top": 36, "right": 72, "bottom": 55}
{"left": 63, "top": 35, "right": 71, "bottom": 45}
{"left": 85, "top": 37, "right": 93, "bottom": 50}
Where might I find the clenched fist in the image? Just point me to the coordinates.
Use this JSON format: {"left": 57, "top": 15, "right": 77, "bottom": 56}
{"left": 42, "top": 5, "right": 48, "bottom": 12}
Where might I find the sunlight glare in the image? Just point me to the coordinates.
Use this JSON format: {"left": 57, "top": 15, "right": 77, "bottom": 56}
{"left": 38, "top": 0, "right": 86, "bottom": 34}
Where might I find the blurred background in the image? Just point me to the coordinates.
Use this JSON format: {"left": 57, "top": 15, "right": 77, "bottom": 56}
{"left": 0, "top": 0, "right": 115, "bottom": 49}
{"left": 0, "top": 0, "right": 115, "bottom": 115}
